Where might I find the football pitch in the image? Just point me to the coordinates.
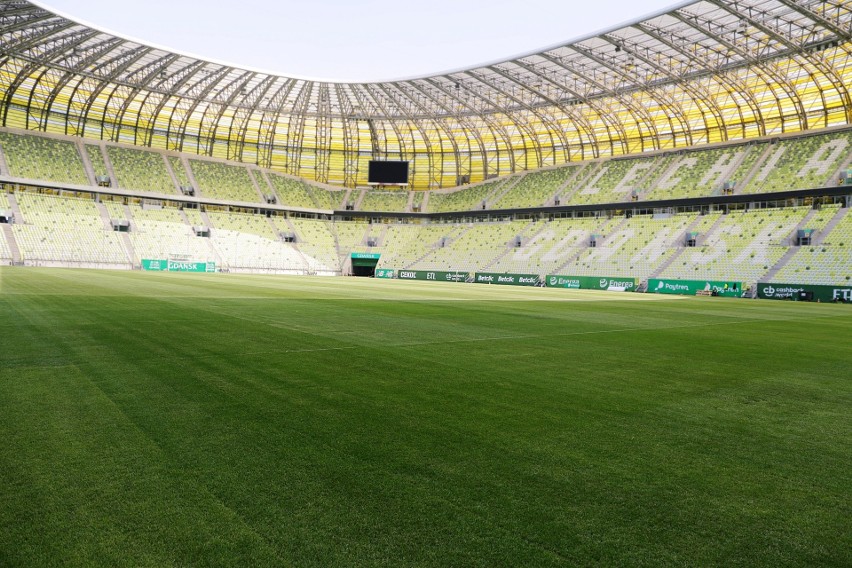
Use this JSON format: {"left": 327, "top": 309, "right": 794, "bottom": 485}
{"left": 1, "top": 268, "right": 850, "bottom": 566}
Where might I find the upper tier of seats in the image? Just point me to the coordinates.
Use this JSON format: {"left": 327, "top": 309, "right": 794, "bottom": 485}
{"left": 359, "top": 189, "right": 409, "bottom": 212}
{"left": 0, "top": 132, "right": 88, "bottom": 186}
{"left": 1, "top": 127, "right": 850, "bottom": 213}
{"left": 188, "top": 160, "right": 260, "bottom": 203}
{"left": 107, "top": 146, "right": 176, "bottom": 194}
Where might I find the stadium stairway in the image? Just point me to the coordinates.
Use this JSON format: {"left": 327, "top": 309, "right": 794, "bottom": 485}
{"left": 480, "top": 219, "right": 539, "bottom": 271}
{"left": 270, "top": 221, "right": 314, "bottom": 273}
{"left": 279, "top": 216, "right": 301, "bottom": 239}
{"left": 1, "top": 223, "right": 21, "bottom": 263}
{"left": 264, "top": 215, "right": 282, "bottom": 240}
{"left": 558, "top": 162, "right": 599, "bottom": 204}
{"left": 484, "top": 177, "right": 521, "bottom": 209}
{"left": 815, "top": 207, "right": 849, "bottom": 244}
{"left": 714, "top": 146, "right": 752, "bottom": 193}
{"left": 98, "top": 144, "right": 118, "bottom": 188}
{"left": 486, "top": 173, "right": 526, "bottom": 207}
{"left": 833, "top": 153, "right": 852, "bottom": 185}
{"left": 0, "top": 144, "right": 9, "bottom": 175}
{"left": 257, "top": 170, "right": 277, "bottom": 201}
{"left": 163, "top": 154, "right": 183, "bottom": 193}
{"left": 181, "top": 156, "right": 201, "bottom": 195}
{"left": 353, "top": 188, "right": 367, "bottom": 210}
{"left": 198, "top": 209, "right": 214, "bottom": 230}
{"left": 333, "top": 188, "right": 349, "bottom": 210}
{"left": 734, "top": 144, "right": 776, "bottom": 194}
{"left": 94, "top": 201, "right": 115, "bottom": 231}
{"left": 6, "top": 193, "right": 23, "bottom": 221}
{"left": 96, "top": 201, "right": 139, "bottom": 264}
{"left": 640, "top": 157, "right": 684, "bottom": 201}
{"left": 246, "top": 169, "right": 268, "bottom": 203}
{"left": 647, "top": 214, "right": 713, "bottom": 279}
{"left": 119, "top": 231, "right": 137, "bottom": 266}
{"left": 121, "top": 203, "right": 139, "bottom": 233}
{"left": 183, "top": 209, "right": 224, "bottom": 267}
{"left": 550, "top": 216, "right": 628, "bottom": 276}
{"left": 755, "top": 207, "right": 821, "bottom": 283}
{"left": 418, "top": 191, "right": 430, "bottom": 212}
{"left": 634, "top": 157, "right": 674, "bottom": 201}
{"left": 76, "top": 140, "right": 98, "bottom": 186}
{"left": 762, "top": 246, "right": 802, "bottom": 283}
{"left": 553, "top": 165, "right": 591, "bottom": 205}
{"left": 372, "top": 224, "right": 390, "bottom": 247}
{"left": 291, "top": 244, "right": 315, "bottom": 274}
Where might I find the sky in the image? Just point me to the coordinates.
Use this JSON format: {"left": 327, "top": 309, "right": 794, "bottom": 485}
{"left": 36, "top": 0, "right": 681, "bottom": 82}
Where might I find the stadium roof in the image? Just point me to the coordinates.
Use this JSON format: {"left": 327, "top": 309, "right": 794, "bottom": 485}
{"left": 0, "top": 0, "right": 850, "bottom": 188}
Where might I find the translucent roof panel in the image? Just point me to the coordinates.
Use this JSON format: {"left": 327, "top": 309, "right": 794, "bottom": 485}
{"left": 0, "top": 0, "right": 849, "bottom": 188}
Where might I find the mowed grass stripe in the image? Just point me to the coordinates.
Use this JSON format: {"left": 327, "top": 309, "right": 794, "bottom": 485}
{"left": 0, "top": 267, "right": 850, "bottom": 566}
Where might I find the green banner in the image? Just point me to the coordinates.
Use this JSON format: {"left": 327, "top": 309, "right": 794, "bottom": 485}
{"left": 474, "top": 273, "right": 540, "bottom": 286}
{"left": 374, "top": 268, "right": 395, "bottom": 279}
{"left": 396, "top": 270, "right": 469, "bottom": 282}
{"left": 648, "top": 278, "right": 742, "bottom": 297}
{"left": 351, "top": 252, "right": 381, "bottom": 259}
{"left": 141, "top": 259, "right": 165, "bottom": 271}
{"left": 546, "top": 275, "right": 636, "bottom": 291}
{"left": 142, "top": 259, "right": 215, "bottom": 273}
{"left": 758, "top": 283, "right": 852, "bottom": 302}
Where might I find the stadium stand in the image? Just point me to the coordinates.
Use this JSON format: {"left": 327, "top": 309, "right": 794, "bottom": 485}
{"left": 360, "top": 189, "right": 409, "bottom": 212}
{"left": 375, "top": 224, "right": 467, "bottom": 270}
{"left": 492, "top": 216, "right": 619, "bottom": 275}
{"left": 568, "top": 154, "right": 671, "bottom": 205}
{"left": 181, "top": 207, "right": 205, "bottom": 228}
{"left": 99, "top": 198, "right": 127, "bottom": 221}
{"left": 209, "top": 228, "right": 315, "bottom": 273}
{"left": 127, "top": 204, "right": 215, "bottom": 265}
{"left": 0, "top": 123, "right": 849, "bottom": 283}
{"left": 559, "top": 213, "right": 696, "bottom": 280}
{"left": 412, "top": 191, "right": 425, "bottom": 211}
{"left": 333, "top": 220, "right": 370, "bottom": 256}
{"left": 85, "top": 145, "right": 109, "bottom": 182}
{"left": 168, "top": 156, "right": 193, "bottom": 189}
{"left": 207, "top": 210, "right": 279, "bottom": 241}
{"left": 742, "top": 130, "right": 852, "bottom": 194}
{"left": 770, "top": 204, "right": 851, "bottom": 285}
{"left": 643, "top": 146, "right": 752, "bottom": 201}
{"left": 491, "top": 166, "right": 579, "bottom": 209}
{"left": 188, "top": 160, "right": 260, "bottom": 202}
{"left": 0, "top": 192, "right": 11, "bottom": 261}
{"left": 427, "top": 178, "right": 505, "bottom": 212}
{"left": 0, "top": 228, "right": 11, "bottom": 262}
{"left": 108, "top": 146, "right": 177, "bottom": 194}
{"left": 659, "top": 207, "right": 810, "bottom": 283}
{"left": 411, "top": 220, "right": 531, "bottom": 271}
{"left": 267, "top": 174, "right": 318, "bottom": 209}
{"left": 0, "top": 132, "right": 88, "bottom": 186}
{"left": 288, "top": 218, "right": 340, "bottom": 271}
{"left": 12, "top": 192, "right": 129, "bottom": 266}
{"left": 308, "top": 186, "right": 346, "bottom": 210}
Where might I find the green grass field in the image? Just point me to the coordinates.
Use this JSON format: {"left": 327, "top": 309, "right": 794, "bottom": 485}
{"left": 1, "top": 268, "right": 850, "bottom": 567}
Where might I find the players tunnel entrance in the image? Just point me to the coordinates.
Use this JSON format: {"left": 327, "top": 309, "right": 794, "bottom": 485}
{"left": 350, "top": 252, "right": 381, "bottom": 277}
